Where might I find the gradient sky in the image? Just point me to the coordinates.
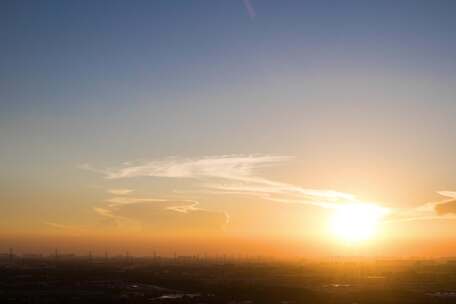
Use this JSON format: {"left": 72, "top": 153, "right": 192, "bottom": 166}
{"left": 2, "top": 0, "right": 456, "bottom": 256}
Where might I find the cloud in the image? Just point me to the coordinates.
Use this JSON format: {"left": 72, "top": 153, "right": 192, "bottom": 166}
{"left": 107, "top": 188, "right": 134, "bottom": 195}
{"left": 94, "top": 199, "right": 228, "bottom": 234}
{"left": 435, "top": 200, "right": 456, "bottom": 215}
{"left": 44, "top": 221, "right": 70, "bottom": 230}
{"left": 434, "top": 191, "right": 456, "bottom": 216}
{"left": 105, "top": 196, "right": 166, "bottom": 207}
{"left": 84, "top": 155, "right": 361, "bottom": 210}
{"left": 242, "top": 0, "right": 256, "bottom": 18}
{"left": 385, "top": 191, "right": 456, "bottom": 223}
{"left": 43, "top": 221, "right": 87, "bottom": 235}
{"left": 84, "top": 155, "right": 456, "bottom": 227}
{"left": 437, "top": 191, "right": 456, "bottom": 199}
{"left": 87, "top": 155, "right": 291, "bottom": 180}
{"left": 205, "top": 180, "right": 358, "bottom": 209}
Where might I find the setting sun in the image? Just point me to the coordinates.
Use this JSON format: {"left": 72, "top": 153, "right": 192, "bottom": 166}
{"left": 330, "top": 203, "right": 389, "bottom": 243}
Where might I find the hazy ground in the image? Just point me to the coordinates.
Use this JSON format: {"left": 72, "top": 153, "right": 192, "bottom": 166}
{"left": 1, "top": 255, "right": 456, "bottom": 303}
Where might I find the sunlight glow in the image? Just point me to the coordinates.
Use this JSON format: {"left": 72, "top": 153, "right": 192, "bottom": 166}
{"left": 330, "top": 203, "right": 389, "bottom": 243}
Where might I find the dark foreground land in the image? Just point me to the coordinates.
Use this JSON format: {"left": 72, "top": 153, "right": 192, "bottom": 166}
{"left": 1, "top": 255, "right": 456, "bottom": 303}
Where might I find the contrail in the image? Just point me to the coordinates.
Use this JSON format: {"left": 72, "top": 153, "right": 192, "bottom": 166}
{"left": 242, "top": 0, "right": 256, "bottom": 19}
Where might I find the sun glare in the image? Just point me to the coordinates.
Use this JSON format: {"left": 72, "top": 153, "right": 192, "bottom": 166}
{"left": 330, "top": 203, "right": 388, "bottom": 243}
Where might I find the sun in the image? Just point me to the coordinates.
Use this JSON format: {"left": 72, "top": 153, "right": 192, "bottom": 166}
{"left": 330, "top": 203, "right": 388, "bottom": 243}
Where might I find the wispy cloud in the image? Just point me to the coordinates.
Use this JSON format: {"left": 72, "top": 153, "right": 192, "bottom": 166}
{"left": 242, "top": 0, "right": 256, "bottom": 19}
{"left": 204, "top": 179, "right": 358, "bottom": 209}
{"left": 84, "top": 155, "right": 456, "bottom": 225}
{"left": 44, "top": 221, "right": 70, "bottom": 230}
{"left": 94, "top": 198, "right": 228, "bottom": 233}
{"left": 43, "top": 221, "right": 87, "bottom": 235}
{"left": 89, "top": 155, "right": 290, "bottom": 180}
{"left": 107, "top": 188, "right": 134, "bottom": 195}
{"left": 434, "top": 191, "right": 456, "bottom": 216}
{"left": 437, "top": 191, "right": 456, "bottom": 199}
{"left": 385, "top": 191, "right": 456, "bottom": 223}
{"left": 84, "top": 155, "right": 360, "bottom": 210}
{"left": 105, "top": 196, "right": 166, "bottom": 207}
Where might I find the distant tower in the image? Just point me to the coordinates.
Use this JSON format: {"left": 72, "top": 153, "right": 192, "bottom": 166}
{"left": 55, "top": 248, "right": 59, "bottom": 261}
{"left": 8, "top": 248, "right": 13, "bottom": 263}
{"left": 89, "top": 251, "right": 93, "bottom": 262}
{"left": 105, "top": 250, "right": 109, "bottom": 262}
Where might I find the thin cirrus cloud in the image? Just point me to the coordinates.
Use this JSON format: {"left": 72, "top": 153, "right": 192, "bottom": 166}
{"left": 242, "top": 0, "right": 256, "bottom": 19}
{"left": 105, "top": 196, "right": 168, "bottom": 207}
{"left": 107, "top": 188, "right": 134, "bottom": 195}
{"left": 93, "top": 199, "right": 228, "bottom": 233}
{"left": 84, "top": 155, "right": 291, "bottom": 180}
{"left": 105, "top": 196, "right": 223, "bottom": 216}
{"left": 385, "top": 191, "right": 456, "bottom": 223}
{"left": 434, "top": 191, "right": 456, "bottom": 216}
{"left": 83, "top": 155, "right": 456, "bottom": 225}
{"left": 84, "top": 155, "right": 380, "bottom": 210}
{"left": 44, "top": 221, "right": 87, "bottom": 235}
{"left": 82, "top": 155, "right": 378, "bottom": 234}
{"left": 44, "top": 221, "right": 70, "bottom": 230}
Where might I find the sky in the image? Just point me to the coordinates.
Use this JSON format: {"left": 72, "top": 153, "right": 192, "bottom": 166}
{"left": 1, "top": 0, "right": 456, "bottom": 256}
